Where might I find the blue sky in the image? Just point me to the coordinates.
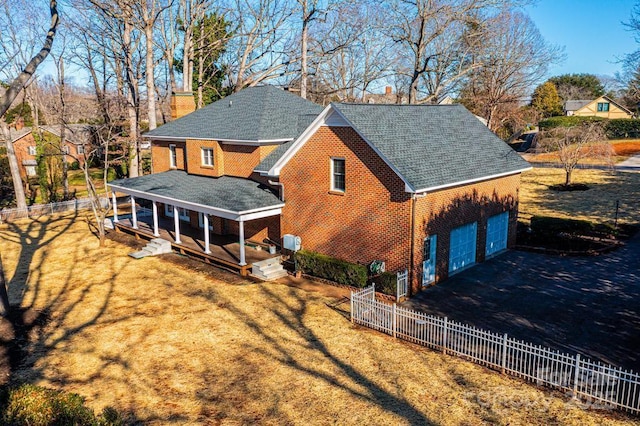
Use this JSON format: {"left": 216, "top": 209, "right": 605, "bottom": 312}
{"left": 525, "top": 0, "right": 638, "bottom": 77}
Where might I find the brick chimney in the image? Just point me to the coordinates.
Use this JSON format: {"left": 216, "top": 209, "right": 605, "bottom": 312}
{"left": 170, "top": 92, "right": 196, "bottom": 119}
{"left": 385, "top": 86, "right": 392, "bottom": 96}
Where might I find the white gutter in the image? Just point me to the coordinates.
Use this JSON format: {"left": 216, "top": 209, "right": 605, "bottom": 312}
{"left": 407, "top": 167, "right": 532, "bottom": 194}
{"left": 142, "top": 135, "right": 292, "bottom": 145}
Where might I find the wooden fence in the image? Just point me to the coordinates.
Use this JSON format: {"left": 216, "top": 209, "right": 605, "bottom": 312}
{"left": 351, "top": 285, "right": 640, "bottom": 414}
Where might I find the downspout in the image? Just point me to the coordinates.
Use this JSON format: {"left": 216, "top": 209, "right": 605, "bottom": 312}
{"left": 408, "top": 192, "right": 427, "bottom": 297}
{"left": 269, "top": 179, "right": 285, "bottom": 202}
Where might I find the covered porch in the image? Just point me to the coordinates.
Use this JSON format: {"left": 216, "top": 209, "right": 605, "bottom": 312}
{"left": 109, "top": 170, "right": 285, "bottom": 276}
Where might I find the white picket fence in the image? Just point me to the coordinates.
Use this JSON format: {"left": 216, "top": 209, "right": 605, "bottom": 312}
{"left": 351, "top": 285, "right": 640, "bottom": 414}
{"left": 0, "top": 197, "right": 109, "bottom": 222}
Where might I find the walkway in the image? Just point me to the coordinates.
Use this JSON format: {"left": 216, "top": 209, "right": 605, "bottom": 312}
{"left": 403, "top": 234, "right": 640, "bottom": 371}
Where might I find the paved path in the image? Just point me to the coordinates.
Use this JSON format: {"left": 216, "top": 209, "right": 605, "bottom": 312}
{"left": 617, "top": 153, "right": 640, "bottom": 168}
{"left": 403, "top": 234, "right": 640, "bottom": 371}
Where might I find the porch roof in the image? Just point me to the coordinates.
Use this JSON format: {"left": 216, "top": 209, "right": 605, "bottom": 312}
{"left": 109, "top": 170, "right": 284, "bottom": 220}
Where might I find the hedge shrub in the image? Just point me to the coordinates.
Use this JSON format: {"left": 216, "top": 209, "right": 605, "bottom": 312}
{"left": 294, "top": 250, "right": 368, "bottom": 287}
{"left": 538, "top": 115, "right": 606, "bottom": 130}
{"left": 530, "top": 216, "right": 616, "bottom": 238}
{"left": 371, "top": 271, "right": 397, "bottom": 296}
{"left": 604, "top": 119, "right": 640, "bottom": 139}
{"left": 1, "top": 384, "right": 124, "bottom": 426}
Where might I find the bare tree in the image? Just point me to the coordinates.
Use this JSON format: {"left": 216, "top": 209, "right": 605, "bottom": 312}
{"left": 460, "top": 9, "right": 561, "bottom": 131}
{"left": 538, "top": 122, "right": 611, "bottom": 186}
{"left": 0, "top": 0, "right": 59, "bottom": 315}
{"left": 388, "top": 0, "right": 512, "bottom": 104}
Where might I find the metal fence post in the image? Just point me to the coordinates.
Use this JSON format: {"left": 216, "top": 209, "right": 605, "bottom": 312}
{"left": 442, "top": 316, "right": 448, "bottom": 354}
{"left": 392, "top": 303, "right": 397, "bottom": 338}
{"left": 573, "top": 353, "right": 581, "bottom": 399}
{"left": 501, "top": 333, "right": 508, "bottom": 374}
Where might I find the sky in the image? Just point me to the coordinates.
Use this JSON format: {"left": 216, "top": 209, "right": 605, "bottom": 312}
{"left": 525, "top": 0, "right": 638, "bottom": 78}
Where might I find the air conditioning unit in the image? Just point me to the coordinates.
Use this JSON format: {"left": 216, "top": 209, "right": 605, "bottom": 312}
{"left": 283, "top": 234, "right": 302, "bottom": 252}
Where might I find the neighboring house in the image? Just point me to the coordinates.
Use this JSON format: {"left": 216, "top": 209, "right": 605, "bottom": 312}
{"left": 564, "top": 96, "right": 633, "bottom": 119}
{"left": 8, "top": 122, "right": 93, "bottom": 179}
{"left": 109, "top": 85, "right": 530, "bottom": 295}
{"left": 364, "top": 86, "right": 408, "bottom": 104}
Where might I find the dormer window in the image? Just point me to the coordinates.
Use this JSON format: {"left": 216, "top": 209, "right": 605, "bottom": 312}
{"left": 597, "top": 102, "right": 610, "bottom": 112}
{"left": 28, "top": 146, "right": 36, "bottom": 155}
{"left": 331, "top": 157, "right": 345, "bottom": 192}
{"left": 169, "top": 144, "right": 177, "bottom": 168}
{"left": 202, "top": 147, "right": 214, "bottom": 166}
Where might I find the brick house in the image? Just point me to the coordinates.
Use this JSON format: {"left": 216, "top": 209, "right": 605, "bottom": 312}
{"left": 109, "top": 86, "right": 530, "bottom": 294}
{"left": 9, "top": 122, "right": 93, "bottom": 179}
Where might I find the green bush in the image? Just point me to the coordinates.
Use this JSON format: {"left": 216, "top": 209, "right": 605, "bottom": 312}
{"left": 69, "top": 161, "right": 81, "bottom": 171}
{"left": 604, "top": 119, "right": 640, "bottom": 139}
{"left": 538, "top": 115, "right": 606, "bottom": 130}
{"left": 372, "top": 272, "right": 397, "bottom": 296}
{"left": 294, "top": 250, "right": 368, "bottom": 287}
{"left": 1, "top": 384, "right": 124, "bottom": 426}
{"left": 530, "top": 216, "right": 616, "bottom": 238}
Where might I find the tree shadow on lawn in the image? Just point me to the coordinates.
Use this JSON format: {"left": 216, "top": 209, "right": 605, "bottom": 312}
{"left": 0, "top": 213, "right": 140, "bottom": 420}
{"left": 185, "top": 280, "right": 438, "bottom": 425}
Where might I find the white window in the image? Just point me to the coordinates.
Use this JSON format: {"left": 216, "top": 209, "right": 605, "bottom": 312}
{"left": 27, "top": 146, "right": 36, "bottom": 155}
{"left": 201, "top": 148, "right": 214, "bottom": 166}
{"left": 449, "top": 222, "right": 477, "bottom": 274}
{"left": 165, "top": 205, "right": 190, "bottom": 221}
{"left": 198, "top": 212, "right": 213, "bottom": 230}
{"left": 331, "top": 157, "right": 345, "bottom": 192}
{"left": 169, "top": 144, "right": 177, "bottom": 168}
{"left": 25, "top": 165, "right": 37, "bottom": 176}
{"left": 486, "top": 212, "right": 509, "bottom": 257}
{"left": 77, "top": 145, "right": 85, "bottom": 154}
{"left": 62, "top": 145, "right": 70, "bottom": 155}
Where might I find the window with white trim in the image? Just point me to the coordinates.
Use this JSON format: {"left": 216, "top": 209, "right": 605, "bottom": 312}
{"left": 62, "top": 145, "right": 70, "bottom": 155}
{"left": 201, "top": 148, "right": 214, "bottom": 166}
{"left": 27, "top": 146, "right": 36, "bottom": 155}
{"left": 169, "top": 144, "right": 177, "bottom": 168}
{"left": 25, "top": 165, "right": 37, "bottom": 176}
{"left": 198, "top": 212, "right": 213, "bottom": 230}
{"left": 597, "top": 102, "right": 610, "bottom": 112}
{"left": 331, "top": 157, "right": 345, "bottom": 192}
{"left": 77, "top": 145, "right": 85, "bottom": 154}
{"left": 164, "top": 204, "right": 190, "bottom": 221}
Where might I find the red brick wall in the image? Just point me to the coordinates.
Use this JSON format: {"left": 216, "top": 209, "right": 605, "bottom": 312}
{"left": 280, "top": 126, "right": 412, "bottom": 271}
{"left": 410, "top": 174, "right": 520, "bottom": 293}
{"left": 220, "top": 144, "right": 261, "bottom": 177}
{"left": 152, "top": 141, "right": 186, "bottom": 172}
{"left": 13, "top": 134, "right": 35, "bottom": 178}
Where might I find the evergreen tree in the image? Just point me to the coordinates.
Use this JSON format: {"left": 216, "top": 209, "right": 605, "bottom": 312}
{"left": 531, "top": 82, "right": 563, "bottom": 118}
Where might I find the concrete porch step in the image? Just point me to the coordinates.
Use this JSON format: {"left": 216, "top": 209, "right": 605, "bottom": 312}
{"left": 129, "top": 238, "right": 173, "bottom": 259}
{"left": 251, "top": 257, "right": 287, "bottom": 281}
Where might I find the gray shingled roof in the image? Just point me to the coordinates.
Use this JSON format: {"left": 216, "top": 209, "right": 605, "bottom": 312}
{"left": 145, "top": 85, "right": 323, "bottom": 141}
{"left": 109, "top": 170, "right": 282, "bottom": 213}
{"left": 332, "top": 103, "right": 530, "bottom": 191}
{"left": 6, "top": 124, "right": 93, "bottom": 144}
{"left": 564, "top": 100, "right": 591, "bottom": 112}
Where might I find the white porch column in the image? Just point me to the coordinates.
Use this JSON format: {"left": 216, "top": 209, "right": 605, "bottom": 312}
{"left": 173, "top": 205, "right": 182, "bottom": 244}
{"left": 203, "top": 214, "right": 211, "bottom": 254}
{"left": 112, "top": 192, "right": 118, "bottom": 223}
{"left": 130, "top": 196, "right": 138, "bottom": 229}
{"left": 238, "top": 219, "right": 246, "bottom": 266}
{"left": 152, "top": 201, "right": 159, "bottom": 237}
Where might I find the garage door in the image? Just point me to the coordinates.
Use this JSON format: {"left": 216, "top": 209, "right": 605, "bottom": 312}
{"left": 449, "top": 222, "right": 477, "bottom": 273}
{"left": 486, "top": 212, "right": 509, "bottom": 257}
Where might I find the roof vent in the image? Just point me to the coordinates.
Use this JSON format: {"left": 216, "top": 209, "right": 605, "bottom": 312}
{"left": 229, "top": 100, "right": 233, "bottom": 107}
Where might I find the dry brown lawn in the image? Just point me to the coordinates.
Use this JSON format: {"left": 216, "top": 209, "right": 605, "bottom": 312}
{"left": 0, "top": 213, "right": 637, "bottom": 425}
{"left": 524, "top": 140, "right": 640, "bottom": 165}
{"left": 519, "top": 168, "right": 640, "bottom": 226}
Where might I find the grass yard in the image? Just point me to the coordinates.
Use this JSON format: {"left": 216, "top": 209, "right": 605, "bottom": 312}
{"left": 0, "top": 214, "right": 636, "bottom": 424}
{"left": 519, "top": 168, "right": 640, "bottom": 226}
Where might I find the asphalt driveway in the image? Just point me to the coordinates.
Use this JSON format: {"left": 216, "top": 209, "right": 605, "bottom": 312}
{"left": 403, "top": 233, "right": 640, "bottom": 371}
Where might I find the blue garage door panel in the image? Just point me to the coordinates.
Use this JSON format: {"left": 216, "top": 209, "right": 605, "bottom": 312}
{"left": 486, "top": 211, "right": 509, "bottom": 257}
{"left": 449, "top": 222, "right": 477, "bottom": 273}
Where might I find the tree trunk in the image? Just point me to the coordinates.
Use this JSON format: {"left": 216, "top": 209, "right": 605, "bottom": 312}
{"left": 0, "top": 0, "right": 59, "bottom": 117}
{"left": 0, "top": 252, "right": 9, "bottom": 316}
{"left": 183, "top": 25, "right": 194, "bottom": 92}
{"left": 58, "top": 58, "right": 69, "bottom": 200}
{"left": 123, "top": 20, "right": 139, "bottom": 178}
{"left": 0, "top": 121, "right": 27, "bottom": 209}
{"left": 300, "top": 17, "right": 309, "bottom": 100}
{"left": 565, "top": 168, "right": 572, "bottom": 186}
{"left": 197, "top": 28, "right": 204, "bottom": 109}
{"left": 145, "top": 24, "right": 157, "bottom": 130}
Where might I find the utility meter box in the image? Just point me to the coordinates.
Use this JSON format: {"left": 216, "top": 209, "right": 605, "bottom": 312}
{"left": 283, "top": 234, "right": 302, "bottom": 252}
